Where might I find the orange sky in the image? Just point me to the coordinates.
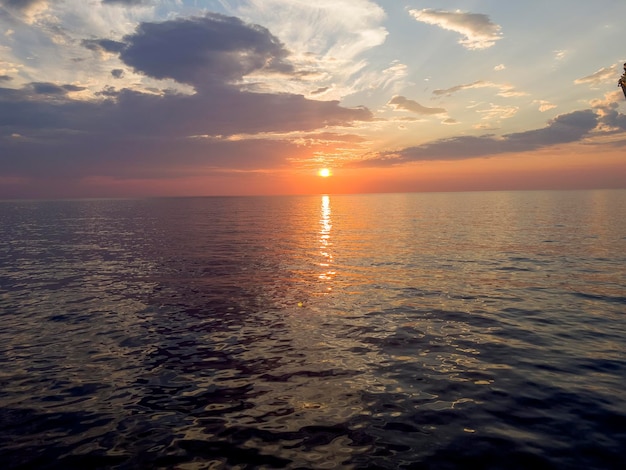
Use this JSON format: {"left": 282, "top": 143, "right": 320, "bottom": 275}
{"left": 5, "top": 142, "right": 620, "bottom": 200}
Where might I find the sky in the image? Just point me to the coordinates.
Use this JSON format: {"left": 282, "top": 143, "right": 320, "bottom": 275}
{"left": 1, "top": 0, "right": 626, "bottom": 198}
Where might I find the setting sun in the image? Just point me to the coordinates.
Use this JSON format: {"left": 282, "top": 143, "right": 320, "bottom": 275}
{"left": 318, "top": 168, "right": 332, "bottom": 178}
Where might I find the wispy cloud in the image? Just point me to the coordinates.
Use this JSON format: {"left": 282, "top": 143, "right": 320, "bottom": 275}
{"left": 230, "top": 0, "right": 388, "bottom": 98}
{"left": 409, "top": 8, "right": 502, "bottom": 50}
{"left": 388, "top": 95, "right": 446, "bottom": 115}
{"left": 433, "top": 80, "right": 524, "bottom": 98}
{"left": 575, "top": 65, "right": 618, "bottom": 87}
{"left": 533, "top": 100, "right": 557, "bottom": 112}
{"left": 476, "top": 103, "right": 518, "bottom": 121}
{"left": 350, "top": 60, "right": 408, "bottom": 97}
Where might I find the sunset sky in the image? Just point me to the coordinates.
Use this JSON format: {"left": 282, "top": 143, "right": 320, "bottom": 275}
{"left": 1, "top": 0, "right": 625, "bottom": 198}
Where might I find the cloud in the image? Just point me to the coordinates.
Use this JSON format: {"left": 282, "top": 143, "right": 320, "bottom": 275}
{"left": 229, "top": 0, "right": 388, "bottom": 98}
{"left": 101, "top": 0, "right": 149, "bottom": 5}
{"left": 534, "top": 100, "right": 557, "bottom": 112}
{"left": 0, "top": 79, "right": 371, "bottom": 142}
{"left": 0, "top": 13, "right": 374, "bottom": 183}
{"left": 29, "top": 82, "right": 85, "bottom": 94}
{"left": 1, "top": 129, "right": 302, "bottom": 179}
{"left": 0, "top": 75, "right": 12, "bottom": 81}
{"left": 0, "top": 0, "right": 46, "bottom": 12}
{"left": 0, "top": 83, "right": 371, "bottom": 179}
{"left": 477, "top": 104, "right": 518, "bottom": 121}
{"left": 590, "top": 93, "right": 626, "bottom": 133}
{"left": 310, "top": 86, "right": 330, "bottom": 95}
{"left": 504, "top": 110, "right": 597, "bottom": 146}
{"left": 388, "top": 95, "right": 446, "bottom": 115}
{"left": 436, "top": 81, "right": 526, "bottom": 98}
{"left": 357, "top": 110, "right": 599, "bottom": 166}
{"left": 363, "top": 61, "right": 408, "bottom": 93}
{"left": 0, "top": 0, "right": 51, "bottom": 22}
{"left": 82, "top": 38, "right": 126, "bottom": 54}
{"left": 409, "top": 9, "right": 502, "bottom": 50}
{"left": 433, "top": 80, "right": 523, "bottom": 98}
{"left": 115, "top": 13, "right": 294, "bottom": 89}
{"left": 234, "top": 0, "right": 387, "bottom": 61}
{"left": 575, "top": 65, "right": 618, "bottom": 87}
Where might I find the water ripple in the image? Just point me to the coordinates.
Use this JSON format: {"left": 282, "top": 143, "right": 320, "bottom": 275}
{"left": 1, "top": 192, "right": 625, "bottom": 469}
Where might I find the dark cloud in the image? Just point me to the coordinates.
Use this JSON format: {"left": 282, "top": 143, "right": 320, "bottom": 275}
{"left": 0, "top": 85, "right": 93, "bottom": 130}
{"left": 598, "top": 108, "right": 626, "bottom": 132}
{"left": 1, "top": 132, "right": 300, "bottom": 179}
{"left": 98, "top": 88, "right": 371, "bottom": 138}
{"left": 115, "top": 13, "right": 294, "bottom": 89}
{"left": 111, "top": 68, "right": 124, "bottom": 78}
{"left": 503, "top": 110, "right": 598, "bottom": 149}
{"left": 590, "top": 97, "right": 626, "bottom": 133}
{"left": 1, "top": 83, "right": 371, "bottom": 138}
{"left": 95, "top": 85, "right": 118, "bottom": 97}
{"left": 311, "top": 87, "right": 330, "bottom": 95}
{"left": 82, "top": 13, "right": 296, "bottom": 90}
{"left": 358, "top": 110, "right": 599, "bottom": 166}
{"left": 81, "top": 38, "right": 126, "bottom": 54}
{"left": 29, "top": 82, "right": 85, "bottom": 94}
{"left": 0, "top": 83, "right": 371, "bottom": 179}
{"left": 0, "top": 75, "right": 12, "bottom": 81}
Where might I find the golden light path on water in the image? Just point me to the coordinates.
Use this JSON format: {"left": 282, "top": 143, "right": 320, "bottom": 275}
{"left": 318, "top": 195, "right": 335, "bottom": 284}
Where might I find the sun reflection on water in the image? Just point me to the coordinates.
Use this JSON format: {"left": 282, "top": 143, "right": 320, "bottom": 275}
{"left": 319, "top": 195, "right": 335, "bottom": 285}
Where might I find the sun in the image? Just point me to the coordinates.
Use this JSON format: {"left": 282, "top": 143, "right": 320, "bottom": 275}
{"left": 318, "top": 168, "right": 332, "bottom": 178}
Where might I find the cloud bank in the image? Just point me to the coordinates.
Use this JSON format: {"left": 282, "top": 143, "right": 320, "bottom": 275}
{"left": 358, "top": 110, "right": 600, "bottom": 166}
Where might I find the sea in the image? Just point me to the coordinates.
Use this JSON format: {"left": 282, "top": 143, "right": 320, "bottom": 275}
{"left": 0, "top": 190, "right": 625, "bottom": 469}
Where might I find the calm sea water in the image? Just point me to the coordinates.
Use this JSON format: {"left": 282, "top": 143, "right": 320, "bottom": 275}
{"left": 0, "top": 190, "right": 625, "bottom": 469}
